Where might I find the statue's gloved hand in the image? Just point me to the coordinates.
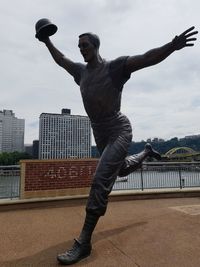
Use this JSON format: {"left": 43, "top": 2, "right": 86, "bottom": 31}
{"left": 172, "top": 26, "right": 198, "bottom": 50}
{"left": 35, "top": 35, "right": 49, "bottom": 43}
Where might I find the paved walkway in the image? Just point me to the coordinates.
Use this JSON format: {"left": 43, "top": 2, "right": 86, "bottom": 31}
{"left": 1, "top": 196, "right": 200, "bottom": 267}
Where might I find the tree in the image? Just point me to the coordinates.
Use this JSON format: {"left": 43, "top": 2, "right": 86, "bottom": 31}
{"left": 0, "top": 152, "right": 32, "bottom": 165}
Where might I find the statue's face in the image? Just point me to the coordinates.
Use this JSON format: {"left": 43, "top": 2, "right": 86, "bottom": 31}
{"left": 78, "top": 36, "right": 96, "bottom": 62}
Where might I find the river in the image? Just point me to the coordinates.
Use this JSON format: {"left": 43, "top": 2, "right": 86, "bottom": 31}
{"left": 1, "top": 169, "right": 200, "bottom": 199}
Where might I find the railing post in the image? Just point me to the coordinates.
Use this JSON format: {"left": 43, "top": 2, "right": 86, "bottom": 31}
{"left": 178, "top": 166, "right": 182, "bottom": 189}
{"left": 9, "top": 166, "right": 12, "bottom": 199}
{"left": 18, "top": 164, "right": 21, "bottom": 199}
{"left": 10, "top": 179, "right": 13, "bottom": 199}
{"left": 141, "top": 165, "right": 144, "bottom": 191}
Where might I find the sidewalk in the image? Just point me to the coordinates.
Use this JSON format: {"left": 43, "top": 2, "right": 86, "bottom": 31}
{"left": 1, "top": 196, "right": 200, "bottom": 266}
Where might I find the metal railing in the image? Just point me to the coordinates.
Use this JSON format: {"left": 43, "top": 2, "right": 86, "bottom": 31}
{"left": 0, "top": 162, "right": 200, "bottom": 199}
{"left": 0, "top": 165, "right": 20, "bottom": 199}
{"left": 113, "top": 162, "right": 200, "bottom": 191}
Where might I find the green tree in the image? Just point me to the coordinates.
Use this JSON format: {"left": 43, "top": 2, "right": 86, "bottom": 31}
{"left": 0, "top": 152, "right": 32, "bottom": 165}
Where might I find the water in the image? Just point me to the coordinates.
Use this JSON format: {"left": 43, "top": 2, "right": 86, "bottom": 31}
{"left": 113, "top": 170, "right": 200, "bottom": 191}
{"left": 0, "top": 170, "right": 200, "bottom": 199}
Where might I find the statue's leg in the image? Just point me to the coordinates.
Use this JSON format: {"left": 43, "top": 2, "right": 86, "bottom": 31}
{"left": 86, "top": 133, "right": 131, "bottom": 217}
{"left": 57, "top": 132, "right": 131, "bottom": 265}
{"left": 118, "top": 143, "right": 161, "bottom": 177}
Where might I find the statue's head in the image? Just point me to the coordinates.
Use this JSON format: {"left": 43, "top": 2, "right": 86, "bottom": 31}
{"left": 79, "top": 32, "right": 100, "bottom": 49}
{"left": 78, "top": 32, "right": 100, "bottom": 62}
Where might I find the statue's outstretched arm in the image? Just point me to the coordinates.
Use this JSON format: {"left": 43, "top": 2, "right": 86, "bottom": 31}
{"left": 125, "top": 26, "right": 198, "bottom": 73}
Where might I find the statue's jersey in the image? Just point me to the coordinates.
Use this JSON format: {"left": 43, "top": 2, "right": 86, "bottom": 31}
{"left": 72, "top": 56, "right": 131, "bottom": 123}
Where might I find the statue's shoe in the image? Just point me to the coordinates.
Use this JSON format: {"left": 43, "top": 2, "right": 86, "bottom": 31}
{"left": 118, "top": 143, "right": 161, "bottom": 177}
{"left": 57, "top": 239, "right": 92, "bottom": 265}
{"left": 145, "top": 143, "right": 161, "bottom": 160}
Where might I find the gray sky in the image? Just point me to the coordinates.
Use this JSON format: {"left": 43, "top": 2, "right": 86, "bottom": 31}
{"left": 1, "top": 0, "right": 199, "bottom": 144}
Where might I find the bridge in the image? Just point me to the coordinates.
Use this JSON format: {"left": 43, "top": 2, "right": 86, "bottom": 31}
{"left": 164, "top": 147, "right": 200, "bottom": 161}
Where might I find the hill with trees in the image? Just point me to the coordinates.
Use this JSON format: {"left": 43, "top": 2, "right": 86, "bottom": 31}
{"left": 92, "top": 135, "right": 200, "bottom": 158}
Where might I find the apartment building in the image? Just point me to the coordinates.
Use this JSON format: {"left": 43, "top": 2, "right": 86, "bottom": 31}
{"left": 0, "top": 110, "right": 25, "bottom": 152}
{"left": 39, "top": 109, "right": 91, "bottom": 159}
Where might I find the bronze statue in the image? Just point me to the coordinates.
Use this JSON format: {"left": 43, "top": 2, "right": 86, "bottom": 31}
{"left": 36, "top": 20, "right": 198, "bottom": 265}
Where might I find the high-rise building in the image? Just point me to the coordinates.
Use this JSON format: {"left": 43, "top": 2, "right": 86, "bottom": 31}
{"left": 39, "top": 109, "right": 91, "bottom": 159}
{"left": 32, "top": 140, "right": 39, "bottom": 159}
{"left": 0, "top": 110, "right": 25, "bottom": 153}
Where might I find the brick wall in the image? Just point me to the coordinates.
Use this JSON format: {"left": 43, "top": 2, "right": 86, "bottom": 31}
{"left": 20, "top": 159, "right": 98, "bottom": 199}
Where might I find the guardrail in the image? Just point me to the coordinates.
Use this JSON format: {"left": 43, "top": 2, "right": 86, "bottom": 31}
{"left": 0, "top": 165, "right": 20, "bottom": 199}
{"left": 0, "top": 162, "right": 200, "bottom": 199}
{"left": 113, "top": 162, "right": 200, "bottom": 191}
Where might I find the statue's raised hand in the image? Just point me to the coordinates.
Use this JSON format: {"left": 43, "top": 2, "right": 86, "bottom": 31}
{"left": 172, "top": 26, "right": 198, "bottom": 50}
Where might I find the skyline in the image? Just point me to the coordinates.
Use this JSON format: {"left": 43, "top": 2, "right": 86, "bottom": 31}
{"left": 3, "top": 107, "right": 199, "bottom": 145}
{"left": 1, "top": 0, "right": 199, "bottom": 144}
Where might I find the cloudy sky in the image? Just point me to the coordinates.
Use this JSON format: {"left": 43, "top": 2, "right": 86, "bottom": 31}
{"left": 1, "top": 0, "right": 199, "bottom": 144}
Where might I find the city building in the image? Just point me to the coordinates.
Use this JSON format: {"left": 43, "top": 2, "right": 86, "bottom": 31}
{"left": 39, "top": 109, "right": 91, "bottom": 159}
{"left": 24, "top": 140, "right": 39, "bottom": 159}
{"left": 0, "top": 110, "right": 25, "bottom": 153}
{"left": 32, "top": 140, "right": 39, "bottom": 159}
{"left": 24, "top": 144, "right": 32, "bottom": 155}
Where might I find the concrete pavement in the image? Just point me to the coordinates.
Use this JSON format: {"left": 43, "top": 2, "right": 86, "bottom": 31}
{"left": 0, "top": 196, "right": 200, "bottom": 267}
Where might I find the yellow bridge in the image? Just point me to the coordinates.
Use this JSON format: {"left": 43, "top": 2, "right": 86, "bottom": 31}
{"left": 164, "top": 147, "right": 200, "bottom": 161}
